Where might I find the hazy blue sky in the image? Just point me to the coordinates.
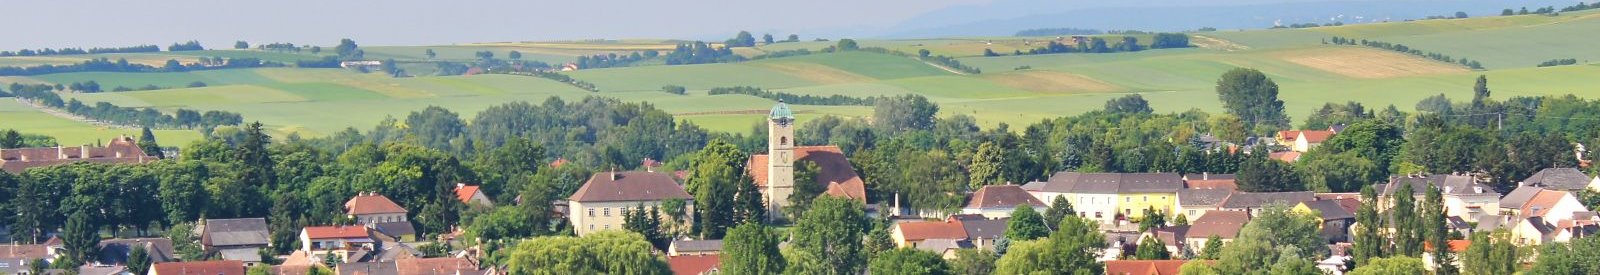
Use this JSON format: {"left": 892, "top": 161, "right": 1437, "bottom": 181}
{"left": 4, "top": 0, "right": 992, "bottom": 49}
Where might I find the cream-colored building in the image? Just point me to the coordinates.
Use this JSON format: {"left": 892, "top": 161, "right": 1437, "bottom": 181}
{"left": 568, "top": 171, "right": 694, "bottom": 236}
{"left": 345, "top": 193, "right": 407, "bottom": 225}
{"left": 747, "top": 101, "right": 869, "bottom": 221}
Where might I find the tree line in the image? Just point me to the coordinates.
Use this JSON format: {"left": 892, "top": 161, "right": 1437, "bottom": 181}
{"left": 1538, "top": 58, "right": 1580, "bottom": 67}
{"left": 1008, "top": 33, "right": 1189, "bottom": 57}
{"left": 166, "top": 41, "right": 205, "bottom": 51}
{"left": 663, "top": 41, "right": 744, "bottom": 65}
{"left": 706, "top": 86, "right": 879, "bottom": 106}
{"left": 0, "top": 45, "right": 162, "bottom": 57}
{"left": 1014, "top": 28, "right": 1104, "bottom": 36}
{"left": 1326, "top": 36, "right": 1484, "bottom": 69}
{"left": 0, "top": 57, "right": 279, "bottom": 76}
{"left": 5, "top": 83, "right": 242, "bottom": 130}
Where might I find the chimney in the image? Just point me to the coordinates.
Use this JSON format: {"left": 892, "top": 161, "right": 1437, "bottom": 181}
{"left": 457, "top": 183, "right": 466, "bottom": 189}
{"left": 611, "top": 169, "right": 619, "bottom": 181}
{"left": 1202, "top": 172, "right": 1210, "bottom": 180}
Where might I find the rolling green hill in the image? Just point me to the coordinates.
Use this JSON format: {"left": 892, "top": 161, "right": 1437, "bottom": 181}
{"left": 5, "top": 9, "right": 1600, "bottom": 145}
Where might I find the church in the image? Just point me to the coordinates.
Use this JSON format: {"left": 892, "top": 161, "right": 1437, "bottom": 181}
{"left": 747, "top": 101, "right": 869, "bottom": 221}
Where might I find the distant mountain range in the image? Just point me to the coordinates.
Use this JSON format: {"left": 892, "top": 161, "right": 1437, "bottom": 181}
{"left": 878, "top": 0, "right": 1580, "bottom": 37}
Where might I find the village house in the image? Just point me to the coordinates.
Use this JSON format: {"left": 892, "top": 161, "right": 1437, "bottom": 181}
{"left": 1022, "top": 172, "right": 1183, "bottom": 224}
{"left": 1421, "top": 240, "right": 1471, "bottom": 271}
{"left": 748, "top": 102, "right": 869, "bottom": 220}
{"left": 200, "top": 218, "right": 270, "bottom": 265}
{"left": 345, "top": 192, "right": 416, "bottom": 242}
{"left": 1520, "top": 167, "right": 1600, "bottom": 192}
{"left": 0, "top": 135, "right": 155, "bottom": 174}
{"left": 890, "top": 219, "right": 969, "bottom": 249}
{"left": 1379, "top": 174, "right": 1501, "bottom": 222}
{"left": 454, "top": 183, "right": 494, "bottom": 208}
{"left": 1181, "top": 173, "right": 1236, "bottom": 190}
{"left": 1138, "top": 225, "right": 1190, "bottom": 257}
{"left": 0, "top": 238, "right": 64, "bottom": 274}
{"left": 1176, "top": 189, "right": 1232, "bottom": 221}
{"left": 1276, "top": 129, "right": 1337, "bottom": 152}
{"left": 96, "top": 238, "right": 175, "bottom": 268}
{"left": 300, "top": 225, "right": 375, "bottom": 263}
{"left": 951, "top": 215, "right": 1009, "bottom": 250}
{"left": 1184, "top": 211, "right": 1250, "bottom": 253}
{"left": 149, "top": 260, "right": 244, "bottom": 275}
{"left": 567, "top": 171, "right": 694, "bottom": 236}
{"left": 1495, "top": 186, "right": 1591, "bottom": 245}
{"left": 1217, "top": 191, "right": 1314, "bottom": 215}
{"left": 1294, "top": 199, "right": 1359, "bottom": 242}
{"left": 962, "top": 185, "right": 1046, "bottom": 218}
{"left": 668, "top": 255, "right": 721, "bottom": 275}
{"left": 668, "top": 239, "right": 722, "bottom": 256}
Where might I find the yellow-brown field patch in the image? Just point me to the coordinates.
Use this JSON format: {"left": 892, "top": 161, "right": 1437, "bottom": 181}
{"left": 983, "top": 70, "right": 1122, "bottom": 93}
{"left": 750, "top": 62, "right": 876, "bottom": 84}
{"left": 1276, "top": 47, "right": 1468, "bottom": 79}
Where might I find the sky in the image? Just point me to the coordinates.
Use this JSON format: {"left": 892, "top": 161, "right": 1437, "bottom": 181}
{"left": 2, "top": 0, "right": 992, "bottom": 49}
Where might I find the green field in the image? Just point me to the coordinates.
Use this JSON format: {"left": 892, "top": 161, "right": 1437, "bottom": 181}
{"left": 6, "top": 9, "right": 1600, "bottom": 143}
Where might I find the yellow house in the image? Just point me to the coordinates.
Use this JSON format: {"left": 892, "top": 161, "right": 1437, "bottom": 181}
{"left": 1118, "top": 192, "right": 1178, "bottom": 219}
{"left": 1025, "top": 172, "right": 1182, "bottom": 222}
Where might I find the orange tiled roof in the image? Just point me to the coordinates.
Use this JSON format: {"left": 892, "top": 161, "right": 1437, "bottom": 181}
{"left": 749, "top": 146, "right": 867, "bottom": 203}
{"left": 454, "top": 184, "right": 482, "bottom": 203}
{"left": 668, "top": 255, "right": 721, "bottom": 275}
{"left": 346, "top": 193, "right": 408, "bottom": 215}
{"left": 1105, "top": 260, "right": 1191, "bottom": 275}
{"left": 895, "top": 220, "right": 968, "bottom": 241}
{"left": 1424, "top": 240, "right": 1471, "bottom": 253}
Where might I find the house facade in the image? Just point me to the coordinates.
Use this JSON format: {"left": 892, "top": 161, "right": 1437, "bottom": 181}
{"left": 299, "top": 226, "right": 375, "bottom": 263}
{"left": 1022, "top": 172, "right": 1182, "bottom": 224}
{"left": 345, "top": 193, "right": 408, "bottom": 225}
{"left": 1, "top": 135, "right": 155, "bottom": 174}
{"left": 200, "top": 218, "right": 270, "bottom": 265}
{"left": 568, "top": 171, "right": 695, "bottom": 236}
{"left": 962, "top": 185, "right": 1045, "bottom": 218}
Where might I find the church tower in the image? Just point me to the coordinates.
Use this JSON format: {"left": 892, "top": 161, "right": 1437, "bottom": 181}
{"left": 766, "top": 100, "right": 796, "bottom": 221}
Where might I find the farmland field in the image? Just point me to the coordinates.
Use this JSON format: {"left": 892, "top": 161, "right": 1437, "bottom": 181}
{"left": 7, "top": 9, "right": 1600, "bottom": 144}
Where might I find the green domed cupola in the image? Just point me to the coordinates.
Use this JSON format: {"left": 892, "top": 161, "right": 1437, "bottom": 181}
{"left": 769, "top": 100, "right": 795, "bottom": 121}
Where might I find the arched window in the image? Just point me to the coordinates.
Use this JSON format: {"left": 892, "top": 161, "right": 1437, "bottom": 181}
{"left": 780, "top": 137, "right": 788, "bottom": 145}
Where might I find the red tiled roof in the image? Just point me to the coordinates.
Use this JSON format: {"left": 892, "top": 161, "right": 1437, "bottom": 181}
{"left": 1424, "top": 240, "right": 1471, "bottom": 253}
{"left": 1184, "top": 179, "right": 1237, "bottom": 190}
{"left": 965, "top": 185, "right": 1045, "bottom": 209}
{"left": 1105, "top": 260, "right": 1191, "bottom": 275}
{"left": 749, "top": 146, "right": 868, "bottom": 203}
{"left": 396, "top": 257, "right": 481, "bottom": 275}
{"left": 895, "top": 220, "right": 968, "bottom": 241}
{"left": 668, "top": 255, "right": 721, "bottom": 275}
{"left": 1299, "top": 130, "right": 1336, "bottom": 144}
{"left": 1270, "top": 151, "right": 1302, "bottom": 163}
{"left": 568, "top": 171, "right": 693, "bottom": 202}
{"left": 455, "top": 184, "right": 482, "bottom": 204}
{"left": 151, "top": 260, "right": 244, "bottom": 275}
{"left": 346, "top": 193, "right": 408, "bottom": 215}
{"left": 1524, "top": 189, "right": 1571, "bottom": 217}
{"left": 303, "top": 226, "right": 371, "bottom": 240}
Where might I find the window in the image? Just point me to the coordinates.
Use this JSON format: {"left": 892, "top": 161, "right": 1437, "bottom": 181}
{"left": 589, "top": 224, "right": 594, "bottom": 231}
{"left": 780, "top": 137, "right": 788, "bottom": 145}
{"left": 1126, "top": 197, "right": 1131, "bottom": 202}
{"left": 1143, "top": 196, "right": 1148, "bottom": 202}
{"left": 1189, "top": 210, "right": 1196, "bottom": 216}
{"left": 588, "top": 208, "right": 595, "bottom": 217}
{"left": 604, "top": 225, "right": 610, "bottom": 230}
{"left": 604, "top": 208, "right": 611, "bottom": 217}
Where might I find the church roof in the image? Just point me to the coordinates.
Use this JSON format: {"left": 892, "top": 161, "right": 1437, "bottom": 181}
{"left": 769, "top": 101, "right": 794, "bottom": 120}
{"left": 749, "top": 146, "right": 867, "bottom": 203}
